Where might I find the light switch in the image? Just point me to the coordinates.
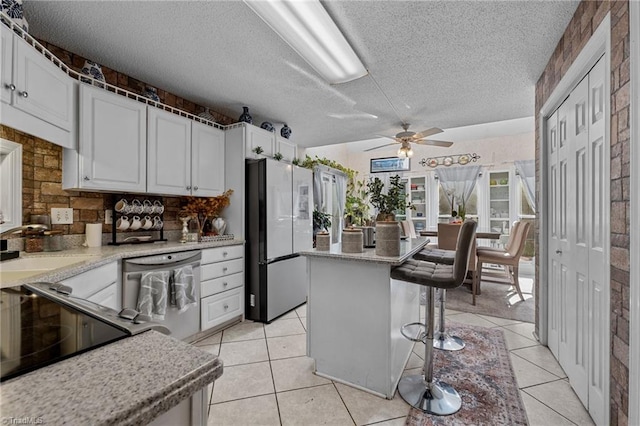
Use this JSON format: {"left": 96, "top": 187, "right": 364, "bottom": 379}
{"left": 105, "top": 210, "right": 113, "bottom": 224}
{"left": 51, "top": 208, "right": 73, "bottom": 224}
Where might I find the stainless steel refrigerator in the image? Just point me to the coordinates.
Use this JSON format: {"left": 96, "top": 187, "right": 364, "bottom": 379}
{"left": 245, "top": 158, "right": 313, "bottom": 322}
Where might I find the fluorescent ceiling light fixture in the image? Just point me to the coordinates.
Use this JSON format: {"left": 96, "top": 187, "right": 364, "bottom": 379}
{"left": 244, "top": 0, "right": 368, "bottom": 84}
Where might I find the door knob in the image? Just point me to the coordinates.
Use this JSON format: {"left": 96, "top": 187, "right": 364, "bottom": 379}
{"left": 223, "top": 267, "right": 228, "bottom": 272}
{"left": 193, "top": 186, "right": 198, "bottom": 191}
{"left": 555, "top": 249, "right": 562, "bottom": 254}
{"left": 4, "top": 83, "right": 15, "bottom": 91}
{"left": 223, "top": 282, "right": 228, "bottom": 287}
{"left": 186, "top": 186, "right": 191, "bottom": 190}
{"left": 19, "top": 91, "right": 28, "bottom": 98}
{"left": 83, "top": 176, "right": 90, "bottom": 181}
{"left": 223, "top": 303, "right": 229, "bottom": 310}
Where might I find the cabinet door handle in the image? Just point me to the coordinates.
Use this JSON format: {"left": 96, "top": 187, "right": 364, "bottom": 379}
{"left": 186, "top": 186, "right": 191, "bottom": 190}
{"left": 223, "top": 303, "right": 229, "bottom": 310}
{"left": 222, "top": 267, "right": 228, "bottom": 272}
{"left": 4, "top": 83, "right": 15, "bottom": 91}
{"left": 223, "top": 282, "right": 228, "bottom": 287}
{"left": 555, "top": 249, "right": 562, "bottom": 254}
{"left": 193, "top": 186, "right": 199, "bottom": 191}
{"left": 222, "top": 251, "right": 228, "bottom": 257}
{"left": 84, "top": 176, "right": 90, "bottom": 181}
{"left": 19, "top": 91, "right": 28, "bottom": 98}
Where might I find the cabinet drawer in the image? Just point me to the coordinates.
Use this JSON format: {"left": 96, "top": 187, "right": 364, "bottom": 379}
{"left": 59, "top": 261, "right": 118, "bottom": 299}
{"left": 201, "top": 287, "right": 243, "bottom": 331}
{"left": 201, "top": 245, "right": 243, "bottom": 264}
{"left": 201, "top": 272, "right": 243, "bottom": 298}
{"left": 201, "top": 258, "right": 243, "bottom": 281}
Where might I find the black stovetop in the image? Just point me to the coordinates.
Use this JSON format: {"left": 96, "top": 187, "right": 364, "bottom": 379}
{"left": 0, "top": 285, "right": 129, "bottom": 382}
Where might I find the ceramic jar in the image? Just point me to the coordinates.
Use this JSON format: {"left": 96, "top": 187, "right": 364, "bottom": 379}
{"left": 375, "top": 221, "right": 400, "bottom": 257}
{"left": 316, "top": 233, "right": 330, "bottom": 251}
{"left": 341, "top": 228, "right": 363, "bottom": 253}
{"left": 260, "top": 121, "right": 275, "bottom": 132}
{"left": 281, "top": 123, "right": 292, "bottom": 139}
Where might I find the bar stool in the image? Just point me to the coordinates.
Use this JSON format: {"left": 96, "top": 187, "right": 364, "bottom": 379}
{"left": 413, "top": 248, "right": 464, "bottom": 351}
{"left": 391, "top": 220, "right": 477, "bottom": 415}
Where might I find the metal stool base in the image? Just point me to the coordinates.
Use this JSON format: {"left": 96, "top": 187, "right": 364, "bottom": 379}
{"left": 433, "top": 332, "right": 465, "bottom": 351}
{"left": 398, "top": 375, "right": 462, "bottom": 415}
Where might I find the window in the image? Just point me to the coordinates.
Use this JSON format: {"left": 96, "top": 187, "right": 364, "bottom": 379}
{"left": 437, "top": 185, "right": 478, "bottom": 221}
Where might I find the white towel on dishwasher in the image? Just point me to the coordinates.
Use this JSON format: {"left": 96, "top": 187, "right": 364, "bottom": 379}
{"left": 171, "top": 264, "right": 197, "bottom": 313}
{"left": 137, "top": 270, "right": 170, "bottom": 320}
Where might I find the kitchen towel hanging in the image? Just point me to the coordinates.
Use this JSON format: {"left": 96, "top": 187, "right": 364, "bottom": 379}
{"left": 137, "top": 271, "right": 169, "bottom": 320}
{"left": 170, "top": 265, "right": 196, "bottom": 312}
{"left": 83, "top": 223, "right": 102, "bottom": 247}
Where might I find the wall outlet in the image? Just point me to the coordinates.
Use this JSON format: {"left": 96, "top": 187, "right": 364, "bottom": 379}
{"left": 51, "top": 208, "right": 73, "bottom": 224}
{"left": 105, "top": 210, "right": 113, "bottom": 224}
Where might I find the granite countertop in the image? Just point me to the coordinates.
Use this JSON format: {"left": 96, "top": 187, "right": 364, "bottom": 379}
{"left": 0, "top": 239, "right": 244, "bottom": 288}
{"left": 0, "top": 331, "right": 222, "bottom": 425}
{"left": 299, "top": 237, "right": 429, "bottom": 266}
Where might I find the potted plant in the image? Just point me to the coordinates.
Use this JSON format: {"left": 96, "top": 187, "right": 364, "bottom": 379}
{"left": 344, "top": 178, "right": 370, "bottom": 227}
{"left": 367, "top": 175, "right": 411, "bottom": 256}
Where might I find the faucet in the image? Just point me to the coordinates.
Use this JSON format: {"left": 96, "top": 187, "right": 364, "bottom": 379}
{"left": 0, "top": 224, "right": 50, "bottom": 239}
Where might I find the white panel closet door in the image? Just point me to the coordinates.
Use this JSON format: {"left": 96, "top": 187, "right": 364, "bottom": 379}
{"left": 586, "top": 55, "right": 607, "bottom": 426}
{"left": 547, "top": 54, "right": 608, "bottom": 426}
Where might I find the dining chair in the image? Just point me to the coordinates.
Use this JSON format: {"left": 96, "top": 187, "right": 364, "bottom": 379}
{"left": 474, "top": 221, "right": 531, "bottom": 305}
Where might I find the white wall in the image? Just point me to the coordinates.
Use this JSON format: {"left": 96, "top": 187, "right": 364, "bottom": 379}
{"left": 307, "top": 131, "right": 534, "bottom": 179}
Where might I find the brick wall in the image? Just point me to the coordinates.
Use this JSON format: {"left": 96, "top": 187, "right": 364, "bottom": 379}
{"left": 1, "top": 40, "right": 235, "bottom": 238}
{"left": 534, "top": 1, "right": 631, "bottom": 424}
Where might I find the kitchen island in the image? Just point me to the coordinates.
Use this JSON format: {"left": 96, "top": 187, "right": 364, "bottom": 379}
{"left": 0, "top": 330, "right": 222, "bottom": 425}
{"left": 300, "top": 237, "right": 429, "bottom": 399}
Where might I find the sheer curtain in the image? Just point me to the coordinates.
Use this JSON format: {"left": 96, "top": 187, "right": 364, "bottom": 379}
{"left": 515, "top": 160, "right": 536, "bottom": 212}
{"left": 435, "top": 165, "right": 483, "bottom": 210}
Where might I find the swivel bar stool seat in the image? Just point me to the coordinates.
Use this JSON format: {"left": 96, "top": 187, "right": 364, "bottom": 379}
{"left": 391, "top": 220, "right": 477, "bottom": 415}
{"left": 413, "top": 247, "right": 464, "bottom": 351}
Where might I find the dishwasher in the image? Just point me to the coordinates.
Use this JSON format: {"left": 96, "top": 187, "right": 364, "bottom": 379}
{"left": 122, "top": 250, "right": 201, "bottom": 341}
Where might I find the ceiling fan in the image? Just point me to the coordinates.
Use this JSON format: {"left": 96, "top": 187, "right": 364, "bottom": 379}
{"left": 364, "top": 123, "right": 453, "bottom": 157}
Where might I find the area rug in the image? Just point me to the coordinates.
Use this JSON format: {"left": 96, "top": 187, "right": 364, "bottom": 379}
{"left": 444, "top": 274, "right": 534, "bottom": 323}
{"left": 405, "top": 322, "right": 528, "bottom": 426}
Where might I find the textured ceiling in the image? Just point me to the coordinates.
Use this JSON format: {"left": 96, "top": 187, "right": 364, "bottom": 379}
{"left": 23, "top": 1, "right": 578, "bottom": 148}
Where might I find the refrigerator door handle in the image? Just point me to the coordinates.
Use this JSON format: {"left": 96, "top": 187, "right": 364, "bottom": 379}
{"left": 266, "top": 253, "right": 300, "bottom": 264}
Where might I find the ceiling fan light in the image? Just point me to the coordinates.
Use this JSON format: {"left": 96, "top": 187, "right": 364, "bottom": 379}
{"left": 407, "top": 147, "right": 414, "bottom": 157}
{"left": 397, "top": 147, "right": 406, "bottom": 158}
{"left": 244, "top": 0, "right": 367, "bottom": 84}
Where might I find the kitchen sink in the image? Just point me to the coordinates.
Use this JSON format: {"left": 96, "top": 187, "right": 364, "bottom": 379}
{"left": 0, "top": 255, "right": 99, "bottom": 286}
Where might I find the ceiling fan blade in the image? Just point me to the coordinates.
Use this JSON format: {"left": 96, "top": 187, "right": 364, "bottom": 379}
{"left": 414, "top": 139, "right": 453, "bottom": 147}
{"left": 413, "top": 127, "right": 443, "bottom": 138}
{"left": 374, "top": 134, "right": 397, "bottom": 142}
{"left": 364, "top": 142, "right": 398, "bottom": 152}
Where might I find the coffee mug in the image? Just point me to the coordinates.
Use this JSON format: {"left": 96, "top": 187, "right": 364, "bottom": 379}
{"left": 153, "top": 217, "right": 163, "bottom": 230}
{"left": 115, "top": 199, "right": 130, "bottom": 213}
{"left": 131, "top": 199, "right": 143, "bottom": 214}
{"left": 141, "top": 215, "right": 153, "bottom": 230}
{"left": 153, "top": 200, "right": 164, "bottom": 214}
{"left": 116, "top": 216, "right": 130, "bottom": 231}
{"left": 142, "top": 200, "right": 153, "bottom": 214}
{"left": 129, "top": 215, "right": 142, "bottom": 231}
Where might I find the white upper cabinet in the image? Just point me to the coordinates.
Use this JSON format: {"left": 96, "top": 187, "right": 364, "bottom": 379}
{"left": 245, "top": 125, "right": 275, "bottom": 157}
{"left": 147, "top": 108, "right": 192, "bottom": 195}
{"left": 275, "top": 136, "right": 296, "bottom": 162}
{"left": 192, "top": 121, "right": 225, "bottom": 197}
{"left": 64, "top": 84, "right": 146, "bottom": 192}
{"left": 147, "top": 108, "right": 225, "bottom": 196}
{"left": 0, "top": 24, "right": 75, "bottom": 148}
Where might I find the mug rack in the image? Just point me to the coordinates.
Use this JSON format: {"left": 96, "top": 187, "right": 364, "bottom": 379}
{"left": 109, "top": 195, "right": 167, "bottom": 246}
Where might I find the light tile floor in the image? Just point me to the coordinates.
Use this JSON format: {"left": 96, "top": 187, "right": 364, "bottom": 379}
{"left": 196, "top": 305, "right": 594, "bottom": 426}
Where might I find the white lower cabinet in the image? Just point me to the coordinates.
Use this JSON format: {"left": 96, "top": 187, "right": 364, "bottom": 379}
{"left": 87, "top": 282, "right": 119, "bottom": 311}
{"left": 200, "top": 245, "right": 244, "bottom": 331}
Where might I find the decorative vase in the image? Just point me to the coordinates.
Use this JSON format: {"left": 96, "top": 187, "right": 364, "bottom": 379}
{"left": 375, "top": 221, "right": 400, "bottom": 257}
{"left": 281, "top": 123, "right": 292, "bottom": 139}
{"left": 316, "top": 233, "right": 330, "bottom": 251}
{"left": 260, "top": 121, "right": 275, "bottom": 132}
{"left": 80, "top": 60, "right": 105, "bottom": 87}
{"left": 212, "top": 217, "right": 226, "bottom": 235}
{"left": 143, "top": 86, "right": 160, "bottom": 102}
{"left": 341, "top": 228, "right": 363, "bottom": 253}
{"left": 179, "top": 217, "right": 190, "bottom": 243}
{"left": 1, "top": 0, "right": 27, "bottom": 32}
{"left": 239, "top": 106, "right": 253, "bottom": 124}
